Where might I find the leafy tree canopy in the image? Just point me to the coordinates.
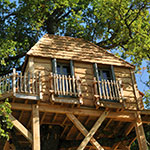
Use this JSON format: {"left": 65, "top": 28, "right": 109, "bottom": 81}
{"left": 0, "top": 0, "right": 150, "bottom": 74}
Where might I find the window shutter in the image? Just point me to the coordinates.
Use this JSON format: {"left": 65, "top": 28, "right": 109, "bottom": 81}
{"left": 93, "top": 63, "right": 99, "bottom": 79}
{"left": 52, "top": 58, "right": 57, "bottom": 74}
{"left": 111, "top": 65, "right": 116, "bottom": 80}
{"left": 70, "top": 60, "right": 74, "bottom": 76}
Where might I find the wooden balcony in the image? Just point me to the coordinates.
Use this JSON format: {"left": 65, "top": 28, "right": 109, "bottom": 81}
{"left": 93, "top": 77, "right": 124, "bottom": 107}
{"left": 49, "top": 73, "right": 83, "bottom": 105}
{"left": 0, "top": 69, "right": 42, "bottom": 100}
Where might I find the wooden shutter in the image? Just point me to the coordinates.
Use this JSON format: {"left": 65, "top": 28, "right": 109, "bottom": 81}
{"left": 70, "top": 60, "right": 74, "bottom": 76}
{"left": 111, "top": 65, "right": 116, "bottom": 80}
{"left": 52, "top": 58, "right": 57, "bottom": 74}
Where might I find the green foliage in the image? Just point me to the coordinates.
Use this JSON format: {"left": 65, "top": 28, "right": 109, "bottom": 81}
{"left": 0, "top": 100, "right": 13, "bottom": 140}
{"left": 144, "top": 90, "right": 150, "bottom": 108}
{"left": 0, "top": 0, "right": 150, "bottom": 75}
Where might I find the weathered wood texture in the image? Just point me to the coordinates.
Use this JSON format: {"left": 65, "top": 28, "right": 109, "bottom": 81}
{"left": 27, "top": 34, "right": 134, "bottom": 68}
{"left": 74, "top": 62, "right": 94, "bottom": 106}
{"left": 135, "top": 112, "right": 148, "bottom": 150}
{"left": 33, "top": 57, "right": 52, "bottom": 102}
{"left": 114, "top": 66, "right": 144, "bottom": 110}
{"left": 22, "top": 55, "right": 144, "bottom": 111}
{"left": 32, "top": 105, "right": 40, "bottom": 150}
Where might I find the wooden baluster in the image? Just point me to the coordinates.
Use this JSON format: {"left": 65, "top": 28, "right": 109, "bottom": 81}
{"left": 107, "top": 80, "right": 112, "bottom": 100}
{"left": 59, "top": 75, "right": 62, "bottom": 95}
{"left": 69, "top": 75, "right": 72, "bottom": 96}
{"left": 119, "top": 80, "right": 124, "bottom": 103}
{"left": 17, "top": 73, "right": 20, "bottom": 92}
{"left": 28, "top": 72, "right": 31, "bottom": 93}
{"left": 62, "top": 75, "right": 65, "bottom": 95}
{"left": 72, "top": 76, "right": 76, "bottom": 96}
{"left": 104, "top": 80, "right": 109, "bottom": 99}
{"left": 50, "top": 73, "right": 55, "bottom": 102}
{"left": 111, "top": 80, "right": 115, "bottom": 100}
{"left": 65, "top": 75, "right": 68, "bottom": 95}
{"left": 32, "top": 73, "right": 35, "bottom": 94}
{"left": 13, "top": 68, "right": 16, "bottom": 96}
{"left": 24, "top": 73, "right": 27, "bottom": 93}
{"left": 35, "top": 73, "right": 38, "bottom": 94}
{"left": 113, "top": 80, "right": 118, "bottom": 101}
{"left": 8, "top": 74, "right": 11, "bottom": 92}
{"left": 53, "top": 74, "right": 56, "bottom": 94}
{"left": 39, "top": 72, "right": 42, "bottom": 99}
{"left": 116, "top": 80, "right": 120, "bottom": 101}
{"left": 56, "top": 74, "right": 59, "bottom": 95}
{"left": 20, "top": 73, "right": 22, "bottom": 92}
{"left": 101, "top": 79, "right": 106, "bottom": 99}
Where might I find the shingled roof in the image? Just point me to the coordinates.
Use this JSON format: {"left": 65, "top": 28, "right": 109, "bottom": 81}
{"left": 27, "top": 34, "right": 134, "bottom": 68}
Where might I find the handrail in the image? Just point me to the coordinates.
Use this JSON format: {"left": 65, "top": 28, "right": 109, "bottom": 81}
{"left": 93, "top": 77, "right": 123, "bottom": 103}
{"left": 0, "top": 68, "right": 42, "bottom": 99}
{"left": 49, "top": 73, "right": 83, "bottom": 104}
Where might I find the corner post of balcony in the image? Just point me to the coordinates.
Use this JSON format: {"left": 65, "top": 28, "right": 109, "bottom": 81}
{"left": 49, "top": 73, "right": 55, "bottom": 103}
{"left": 119, "top": 80, "right": 127, "bottom": 108}
{"left": 76, "top": 75, "right": 83, "bottom": 105}
{"left": 93, "top": 77, "right": 100, "bottom": 109}
{"left": 39, "top": 72, "right": 43, "bottom": 100}
{"left": 13, "top": 68, "right": 16, "bottom": 96}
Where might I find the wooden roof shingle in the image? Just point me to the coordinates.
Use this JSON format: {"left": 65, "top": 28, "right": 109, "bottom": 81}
{"left": 27, "top": 34, "right": 134, "bottom": 68}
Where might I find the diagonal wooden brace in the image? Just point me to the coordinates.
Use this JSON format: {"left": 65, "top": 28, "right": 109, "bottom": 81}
{"left": 67, "top": 114, "right": 102, "bottom": 150}
{"left": 67, "top": 111, "right": 109, "bottom": 150}
{"left": 9, "top": 114, "right": 32, "bottom": 143}
{"left": 78, "top": 110, "right": 109, "bottom": 150}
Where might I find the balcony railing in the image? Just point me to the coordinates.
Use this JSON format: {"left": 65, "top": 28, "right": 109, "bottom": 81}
{"left": 0, "top": 69, "right": 42, "bottom": 100}
{"left": 49, "top": 73, "right": 83, "bottom": 104}
{"left": 93, "top": 77, "right": 123, "bottom": 105}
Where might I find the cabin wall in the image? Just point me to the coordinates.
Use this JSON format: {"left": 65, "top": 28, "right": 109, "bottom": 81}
{"left": 33, "top": 57, "right": 52, "bottom": 103}
{"left": 74, "top": 61, "right": 94, "bottom": 107}
{"left": 24, "top": 56, "right": 144, "bottom": 110}
{"left": 114, "top": 66, "right": 144, "bottom": 110}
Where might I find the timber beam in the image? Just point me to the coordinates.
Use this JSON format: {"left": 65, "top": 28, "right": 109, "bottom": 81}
{"left": 11, "top": 103, "right": 135, "bottom": 122}
{"left": 32, "top": 105, "right": 40, "bottom": 150}
{"left": 67, "top": 114, "right": 103, "bottom": 150}
{"left": 134, "top": 112, "right": 148, "bottom": 150}
{"left": 77, "top": 110, "right": 109, "bottom": 150}
{"left": 9, "top": 114, "right": 32, "bottom": 143}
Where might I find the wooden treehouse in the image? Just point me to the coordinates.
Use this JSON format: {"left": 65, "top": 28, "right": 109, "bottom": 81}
{"left": 1, "top": 34, "right": 150, "bottom": 150}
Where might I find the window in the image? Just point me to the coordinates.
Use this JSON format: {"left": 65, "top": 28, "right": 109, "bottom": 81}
{"left": 98, "top": 69, "right": 112, "bottom": 81}
{"left": 57, "top": 63, "right": 71, "bottom": 76}
{"left": 94, "top": 64, "right": 119, "bottom": 101}
{"left": 52, "top": 59, "right": 77, "bottom": 97}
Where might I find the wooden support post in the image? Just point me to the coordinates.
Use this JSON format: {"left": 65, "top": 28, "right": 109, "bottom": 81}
{"left": 67, "top": 114, "right": 103, "bottom": 150}
{"left": 9, "top": 114, "right": 32, "bottom": 143}
{"left": 32, "top": 105, "right": 40, "bottom": 150}
{"left": 135, "top": 112, "right": 148, "bottom": 150}
{"left": 3, "top": 141, "right": 10, "bottom": 150}
{"left": 77, "top": 110, "right": 109, "bottom": 150}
